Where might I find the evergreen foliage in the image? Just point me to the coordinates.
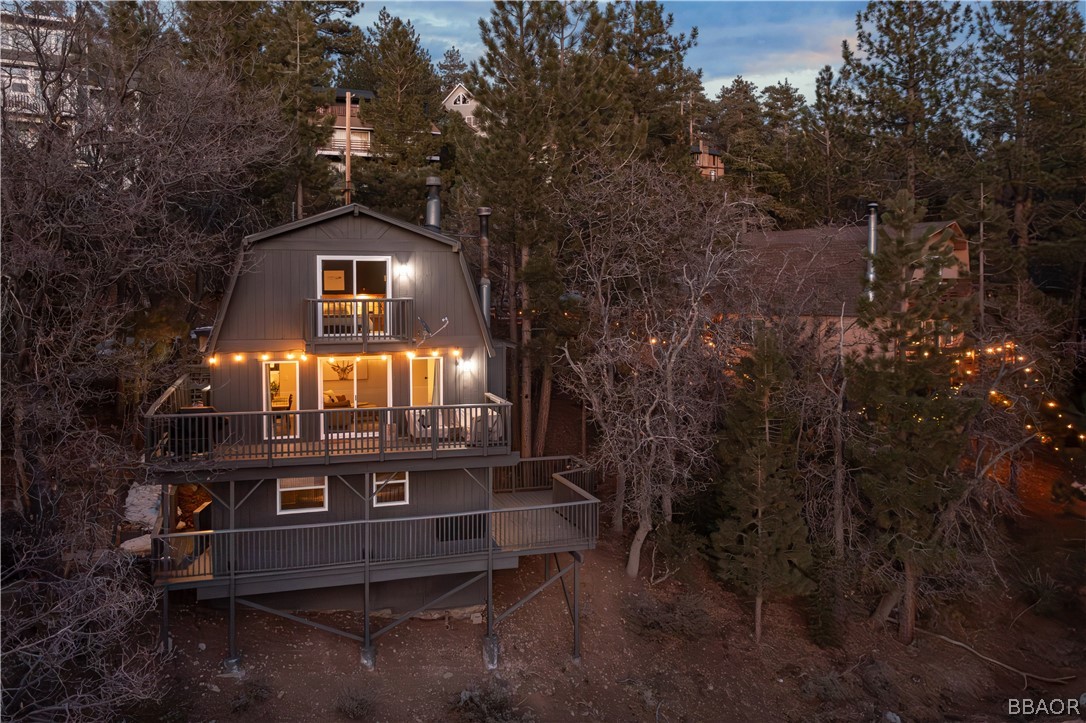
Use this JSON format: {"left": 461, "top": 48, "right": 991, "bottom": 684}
{"left": 343, "top": 8, "right": 442, "bottom": 221}
{"left": 848, "top": 191, "right": 980, "bottom": 643}
{"left": 710, "top": 333, "right": 814, "bottom": 642}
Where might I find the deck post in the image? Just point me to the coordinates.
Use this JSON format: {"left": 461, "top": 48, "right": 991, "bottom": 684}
{"left": 361, "top": 482, "right": 375, "bottom": 670}
{"left": 484, "top": 467, "right": 498, "bottom": 670}
{"left": 572, "top": 553, "right": 581, "bottom": 664}
{"left": 225, "top": 480, "right": 241, "bottom": 672}
{"left": 159, "top": 585, "right": 170, "bottom": 652}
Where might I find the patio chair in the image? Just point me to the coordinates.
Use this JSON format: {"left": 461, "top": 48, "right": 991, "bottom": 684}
{"left": 405, "top": 408, "right": 455, "bottom": 440}
{"left": 468, "top": 409, "right": 505, "bottom": 446}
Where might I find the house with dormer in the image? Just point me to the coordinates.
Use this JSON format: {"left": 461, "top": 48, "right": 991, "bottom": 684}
{"left": 145, "top": 194, "right": 597, "bottom": 668}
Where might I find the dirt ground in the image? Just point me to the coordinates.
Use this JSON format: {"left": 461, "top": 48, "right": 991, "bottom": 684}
{"left": 149, "top": 396, "right": 1086, "bottom": 722}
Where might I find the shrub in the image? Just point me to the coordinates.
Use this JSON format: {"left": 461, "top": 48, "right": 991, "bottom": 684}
{"left": 623, "top": 591, "right": 711, "bottom": 641}
{"left": 453, "top": 681, "right": 534, "bottom": 723}
{"left": 336, "top": 687, "right": 376, "bottom": 720}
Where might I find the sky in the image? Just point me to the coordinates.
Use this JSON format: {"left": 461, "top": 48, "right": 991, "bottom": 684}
{"left": 352, "top": 1, "right": 868, "bottom": 102}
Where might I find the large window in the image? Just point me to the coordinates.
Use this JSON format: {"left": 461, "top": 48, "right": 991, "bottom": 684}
{"left": 278, "top": 476, "right": 328, "bottom": 514}
{"left": 373, "top": 471, "right": 408, "bottom": 507}
{"left": 319, "top": 355, "right": 391, "bottom": 437}
{"left": 318, "top": 256, "right": 389, "bottom": 298}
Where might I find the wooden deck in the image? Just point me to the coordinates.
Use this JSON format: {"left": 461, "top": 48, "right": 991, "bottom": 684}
{"left": 155, "top": 489, "right": 597, "bottom": 589}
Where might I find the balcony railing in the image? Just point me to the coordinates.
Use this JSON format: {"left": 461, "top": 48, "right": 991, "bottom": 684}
{"left": 145, "top": 395, "right": 513, "bottom": 469}
{"left": 154, "top": 465, "right": 598, "bottom": 584}
{"left": 315, "top": 138, "right": 373, "bottom": 154}
{"left": 306, "top": 297, "right": 414, "bottom": 347}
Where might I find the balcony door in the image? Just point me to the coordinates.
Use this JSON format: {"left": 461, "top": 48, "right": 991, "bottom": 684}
{"left": 316, "top": 256, "right": 390, "bottom": 338}
{"left": 319, "top": 356, "right": 391, "bottom": 438}
{"left": 263, "top": 361, "right": 299, "bottom": 440}
{"left": 410, "top": 356, "right": 443, "bottom": 406}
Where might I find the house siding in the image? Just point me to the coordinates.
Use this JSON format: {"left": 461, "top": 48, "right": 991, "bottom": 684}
{"left": 207, "top": 468, "right": 490, "bottom": 530}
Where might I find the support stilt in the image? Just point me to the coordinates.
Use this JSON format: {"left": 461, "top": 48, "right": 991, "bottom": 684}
{"left": 160, "top": 586, "right": 171, "bottom": 653}
{"left": 483, "top": 633, "right": 499, "bottom": 670}
{"left": 572, "top": 555, "right": 581, "bottom": 664}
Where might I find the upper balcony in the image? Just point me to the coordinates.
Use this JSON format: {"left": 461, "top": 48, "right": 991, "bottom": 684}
{"left": 304, "top": 297, "right": 414, "bottom": 351}
{"left": 144, "top": 375, "right": 512, "bottom": 475}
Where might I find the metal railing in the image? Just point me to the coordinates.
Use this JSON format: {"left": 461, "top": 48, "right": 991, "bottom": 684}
{"left": 494, "top": 455, "right": 595, "bottom": 494}
{"left": 315, "top": 138, "right": 373, "bottom": 153}
{"left": 145, "top": 399, "right": 513, "bottom": 468}
{"left": 306, "top": 298, "right": 414, "bottom": 346}
{"left": 155, "top": 475, "right": 597, "bottom": 583}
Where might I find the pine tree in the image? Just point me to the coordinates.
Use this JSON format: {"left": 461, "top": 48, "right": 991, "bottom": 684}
{"left": 801, "top": 65, "right": 866, "bottom": 225}
{"left": 344, "top": 8, "right": 442, "bottom": 221}
{"left": 438, "top": 46, "right": 468, "bottom": 95}
{"left": 711, "top": 332, "right": 813, "bottom": 643}
{"left": 848, "top": 191, "right": 978, "bottom": 644}
{"left": 972, "top": 1, "right": 1085, "bottom": 320}
{"left": 842, "top": 1, "right": 973, "bottom": 205}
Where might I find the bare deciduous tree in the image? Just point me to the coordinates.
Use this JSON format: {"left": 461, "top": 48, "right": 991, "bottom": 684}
{"left": 557, "top": 158, "right": 757, "bottom": 577}
{"left": 1, "top": 3, "right": 287, "bottom": 716}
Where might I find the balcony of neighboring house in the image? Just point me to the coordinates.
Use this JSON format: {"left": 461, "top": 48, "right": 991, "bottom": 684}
{"left": 151, "top": 457, "right": 599, "bottom": 596}
{"left": 315, "top": 87, "right": 375, "bottom": 158}
{"left": 144, "top": 372, "right": 514, "bottom": 474}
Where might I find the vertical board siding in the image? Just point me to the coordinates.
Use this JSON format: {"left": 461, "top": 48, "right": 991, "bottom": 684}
{"left": 208, "top": 468, "right": 490, "bottom": 530}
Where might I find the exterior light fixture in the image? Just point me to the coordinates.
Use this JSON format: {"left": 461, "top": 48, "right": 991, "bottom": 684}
{"left": 407, "top": 351, "right": 415, "bottom": 359}
{"left": 234, "top": 354, "right": 244, "bottom": 362}
{"left": 260, "top": 353, "right": 270, "bottom": 361}
{"left": 208, "top": 356, "right": 218, "bottom": 365}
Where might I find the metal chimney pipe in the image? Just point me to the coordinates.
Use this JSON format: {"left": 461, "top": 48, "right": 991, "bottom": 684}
{"left": 866, "top": 202, "right": 878, "bottom": 302}
{"left": 424, "top": 176, "right": 441, "bottom": 231}
{"left": 477, "top": 207, "right": 492, "bottom": 328}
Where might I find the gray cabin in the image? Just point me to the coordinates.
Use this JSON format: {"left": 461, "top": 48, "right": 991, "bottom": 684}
{"left": 145, "top": 203, "right": 598, "bottom": 668}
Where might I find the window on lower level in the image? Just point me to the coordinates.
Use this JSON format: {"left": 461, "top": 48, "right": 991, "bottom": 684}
{"left": 373, "top": 471, "right": 409, "bottom": 507}
{"left": 278, "top": 476, "right": 328, "bottom": 514}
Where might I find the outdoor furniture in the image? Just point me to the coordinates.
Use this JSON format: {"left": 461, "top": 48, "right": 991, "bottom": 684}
{"left": 468, "top": 408, "right": 505, "bottom": 446}
{"left": 405, "top": 408, "right": 455, "bottom": 440}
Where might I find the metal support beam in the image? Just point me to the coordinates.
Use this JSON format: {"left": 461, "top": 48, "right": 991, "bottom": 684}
{"left": 362, "top": 478, "right": 373, "bottom": 669}
{"left": 225, "top": 480, "right": 240, "bottom": 671}
{"left": 572, "top": 554, "right": 581, "bottom": 663}
{"left": 495, "top": 559, "right": 575, "bottom": 625}
{"left": 236, "top": 598, "right": 366, "bottom": 643}
{"left": 159, "top": 586, "right": 170, "bottom": 653}
{"left": 372, "top": 572, "right": 486, "bottom": 642}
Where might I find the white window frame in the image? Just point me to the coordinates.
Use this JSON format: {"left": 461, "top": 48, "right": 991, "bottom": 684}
{"left": 316, "top": 255, "right": 392, "bottom": 298}
{"left": 318, "top": 355, "right": 393, "bottom": 439}
{"left": 372, "top": 471, "right": 409, "bottom": 507}
{"left": 277, "top": 476, "right": 328, "bottom": 514}
{"left": 262, "top": 359, "right": 300, "bottom": 440}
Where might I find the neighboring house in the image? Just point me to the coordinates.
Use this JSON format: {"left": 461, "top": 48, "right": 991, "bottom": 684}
{"left": 691, "top": 138, "right": 723, "bottom": 181}
{"left": 442, "top": 81, "right": 482, "bottom": 134}
{"left": 315, "top": 87, "right": 377, "bottom": 158}
{"left": 1, "top": 10, "right": 83, "bottom": 124}
{"left": 145, "top": 197, "right": 598, "bottom": 669}
{"left": 740, "top": 213, "right": 971, "bottom": 353}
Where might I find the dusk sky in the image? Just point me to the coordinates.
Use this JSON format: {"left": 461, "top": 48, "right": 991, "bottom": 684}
{"left": 353, "top": 1, "right": 868, "bottom": 102}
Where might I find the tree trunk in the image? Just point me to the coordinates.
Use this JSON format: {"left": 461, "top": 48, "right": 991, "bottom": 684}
{"left": 898, "top": 558, "right": 918, "bottom": 644}
{"left": 611, "top": 468, "right": 626, "bottom": 533}
{"left": 507, "top": 246, "right": 519, "bottom": 447}
{"left": 532, "top": 357, "right": 552, "bottom": 457}
{"left": 662, "top": 491, "right": 673, "bottom": 524}
{"left": 519, "top": 244, "right": 532, "bottom": 456}
{"left": 625, "top": 509, "right": 651, "bottom": 578}
{"left": 870, "top": 588, "right": 902, "bottom": 626}
{"left": 754, "top": 590, "right": 764, "bottom": 644}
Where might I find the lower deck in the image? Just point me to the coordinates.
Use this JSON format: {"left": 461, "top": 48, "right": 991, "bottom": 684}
{"left": 155, "top": 468, "right": 598, "bottom": 599}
